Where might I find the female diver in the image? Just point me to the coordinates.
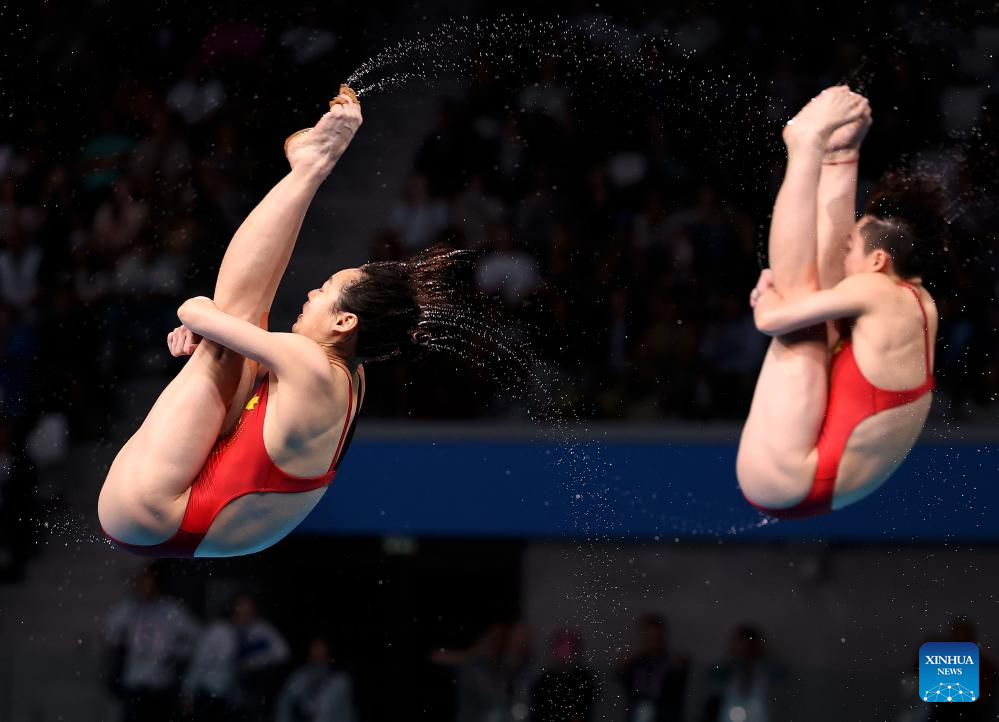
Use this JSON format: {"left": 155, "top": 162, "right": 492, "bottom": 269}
{"left": 737, "top": 86, "right": 939, "bottom": 518}
{"left": 98, "top": 89, "right": 444, "bottom": 556}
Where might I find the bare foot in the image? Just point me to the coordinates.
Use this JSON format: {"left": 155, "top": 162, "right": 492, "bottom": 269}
{"left": 285, "top": 85, "right": 363, "bottom": 178}
{"left": 823, "top": 108, "right": 872, "bottom": 163}
{"left": 782, "top": 86, "right": 870, "bottom": 152}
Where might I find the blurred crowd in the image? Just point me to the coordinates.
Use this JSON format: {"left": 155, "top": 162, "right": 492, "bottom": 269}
{"left": 366, "top": 6, "right": 998, "bottom": 421}
{"left": 104, "top": 567, "right": 359, "bottom": 722}
{"left": 102, "top": 565, "right": 788, "bottom": 722}
{"left": 0, "top": 2, "right": 375, "bottom": 576}
{"left": 2, "top": 5, "right": 997, "bottom": 722}
{"left": 104, "top": 565, "right": 996, "bottom": 722}
{"left": 3, "top": 3, "right": 994, "bottom": 439}
{"left": 1, "top": 1, "right": 997, "bottom": 563}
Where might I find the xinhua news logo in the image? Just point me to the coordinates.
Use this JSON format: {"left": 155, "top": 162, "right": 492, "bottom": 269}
{"left": 919, "top": 642, "right": 979, "bottom": 703}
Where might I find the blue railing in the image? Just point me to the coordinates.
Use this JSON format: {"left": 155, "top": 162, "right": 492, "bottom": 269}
{"left": 298, "top": 426, "right": 999, "bottom": 541}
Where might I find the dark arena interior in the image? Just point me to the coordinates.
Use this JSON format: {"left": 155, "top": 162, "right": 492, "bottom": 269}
{"left": 1, "top": 1, "right": 998, "bottom": 720}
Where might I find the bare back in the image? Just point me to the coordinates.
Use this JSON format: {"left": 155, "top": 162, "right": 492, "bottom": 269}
{"left": 832, "top": 275, "right": 936, "bottom": 507}
{"left": 195, "top": 363, "right": 364, "bottom": 556}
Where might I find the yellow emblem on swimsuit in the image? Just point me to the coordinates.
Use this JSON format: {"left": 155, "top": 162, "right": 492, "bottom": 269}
{"left": 246, "top": 395, "right": 260, "bottom": 411}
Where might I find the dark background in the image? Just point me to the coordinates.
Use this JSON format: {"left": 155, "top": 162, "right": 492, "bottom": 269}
{"left": 0, "top": 0, "right": 997, "bottom": 720}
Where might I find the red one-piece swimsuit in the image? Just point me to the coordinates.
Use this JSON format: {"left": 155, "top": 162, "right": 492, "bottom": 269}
{"left": 103, "top": 368, "right": 362, "bottom": 557}
{"left": 746, "top": 282, "right": 935, "bottom": 519}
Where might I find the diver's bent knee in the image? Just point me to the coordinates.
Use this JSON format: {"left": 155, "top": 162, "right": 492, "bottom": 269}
{"left": 735, "top": 443, "right": 767, "bottom": 489}
{"left": 98, "top": 475, "right": 179, "bottom": 541}
{"left": 211, "top": 296, "right": 270, "bottom": 325}
{"left": 736, "top": 455, "right": 811, "bottom": 510}
{"left": 97, "top": 478, "right": 136, "bottom": 538}
{"left": 778, "top": 278, "right": 821, "bottom": 302}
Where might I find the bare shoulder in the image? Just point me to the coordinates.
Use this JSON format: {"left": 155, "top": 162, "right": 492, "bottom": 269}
{"left": 914, "top": 284, "right": 939, "bottom": 327}
{"left": 835, "top": 272, "right": 893, "bottom": 293}
{"left": 357, "top": 363, "right": 367, "bottom": 404}
{"left": 835, "top": 273, "right": 903, "bottom": 313}
{"left": 267, "top": 333, "right": 335, "bottom": 381}
{"left": 917, "top": 284, "right": 938, "bottom": 308}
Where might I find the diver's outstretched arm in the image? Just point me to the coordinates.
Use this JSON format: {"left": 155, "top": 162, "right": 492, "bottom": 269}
{"left": 211, "top": 93, "right": 363, "bottom": 323}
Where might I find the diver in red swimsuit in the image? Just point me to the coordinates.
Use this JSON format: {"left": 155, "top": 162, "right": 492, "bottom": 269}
{"left": 97, "top": 91, "right": 448, "bottom": 557}
{"left": 736, "top": 86, "right": 941, "bottom": 518}
{"left": 103, "top": 365, "right": 364, "bottom": 557}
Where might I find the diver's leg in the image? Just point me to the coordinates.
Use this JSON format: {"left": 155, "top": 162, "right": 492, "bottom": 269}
{"left": 736, "top": 331, "right": 827, "bottom": 508}
{"left": 737, "top": 105, "right": 829, "bottom": 506}
{"left": 97, "top": 337, "right": 247, "bottom": 543}
{"left": 215, "top": 96, "right": 363, "bottom": 321}
{"left": 209, "top": 163, "right": 326, "bottom": 434}
{"left": 98, "top": 103, "right": 362, "bottom": 544}
{"left": 816, "top": 109, "right": 870, "bottom": 290}
{"left": 816, "top": 158, "right": 859, "bottom": 290}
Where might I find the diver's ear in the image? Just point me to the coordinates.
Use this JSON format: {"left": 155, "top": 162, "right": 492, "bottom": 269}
{"left": 870, "top": 249, "right": 890, "bottom": 273}
{"left": 331, "top": 310, "right": 358, "bottom": 335}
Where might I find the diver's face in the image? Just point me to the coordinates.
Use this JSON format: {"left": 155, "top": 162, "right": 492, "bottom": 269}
{"left": 844, "top": 217, "right": 875, "bottom": 277}
{"left": 293, "top": 268, "right": 363, "bottom": 341}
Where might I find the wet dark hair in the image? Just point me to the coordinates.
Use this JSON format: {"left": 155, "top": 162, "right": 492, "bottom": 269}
{"left": 336, "top": 246, "right": 472, "bottom": 362}
{"left": 861, "top": 170, "right": 948, "bottom": 278}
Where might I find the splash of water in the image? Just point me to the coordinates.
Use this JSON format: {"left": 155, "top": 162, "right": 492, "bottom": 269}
{"left": 342, "top": 21, "right": 777, "bottom": 652}
{"left": 345, "top": 13, "right": 748, "bottom": 111}
{"left": 398, "top": 246, "right": 775, "bottom": 659}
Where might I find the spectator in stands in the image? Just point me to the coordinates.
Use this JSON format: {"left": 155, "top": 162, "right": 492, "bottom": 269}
{"left": 415, "top": 99, "right": 470, "bottom": 197}
{"left": 503, "top": 620, "right": 539, "bottom": 722}
{"left": 617, "top": 613, "right": 690, "bottom": 722}
{"left": 103, "top": 566, "right": 199, "bottom": 722}
{"left": 518, "top": 56, "right": 571, "bottom": 129}
{"left": 530, "top": 629, "right": 598, "bottom": 722}
{"left": 451, "top": 174, "right": 507, "bottom": 248}
{"left": 699, "top": 624, "right": 786, "bottom": 722}
{"left": 389, "top": 174, "right": 450, "bottom": 251}
{"left": 181, "top": 605, "right": 240, "bottom": 721}
{"left": 279, "top": 5, "right": 337, "bottom": 66}
{"left": 231, "top": 593, "right": 292, "bottom": 722}
{"left": 275, "top": 636, "right": 359, "bottom": 722}
{"left": 0, "top": 216, "right": 42, "bottom": 311}
{"left": 432, "top": 622, "right": 511, "bottom": 722}
{"left": 4, "top": 0, "right": 996, "bottom": 434}
{"left": 474, "top": 225, "right": 541, "bottom": 307}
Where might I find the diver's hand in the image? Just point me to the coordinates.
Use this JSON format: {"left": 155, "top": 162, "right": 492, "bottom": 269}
{"left": 167, "top": 324, "right": 202, "bottom": 357}
{"left": 750, "top": 269, "right": 774, "bottom": 308}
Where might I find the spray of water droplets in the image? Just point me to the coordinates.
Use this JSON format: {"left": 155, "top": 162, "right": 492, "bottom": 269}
{"left": 346, "top": 14, "right": 762, "bottom": 125}
{"left": 386, "top": 244, "right": 776, "bottom": 661}
{"left": 343, "top": 12, "right": 776, "bottom": 529}
{"left": 29, "top": 503, "right": 115, "bottom": 548}
{"left": 337, "top": 15, "right": 794, "bottom": 660}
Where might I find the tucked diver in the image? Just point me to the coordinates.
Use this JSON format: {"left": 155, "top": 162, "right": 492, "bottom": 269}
{"left": 98, "top": 87, "right": 449, "bottom": 556}
{"left": 737, "top": 86, "right": 939, "bottom": 518}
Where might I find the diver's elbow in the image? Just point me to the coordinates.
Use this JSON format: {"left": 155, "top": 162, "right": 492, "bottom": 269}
{"left": 753, "top": 310, "right": 782, "bottom": 336}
